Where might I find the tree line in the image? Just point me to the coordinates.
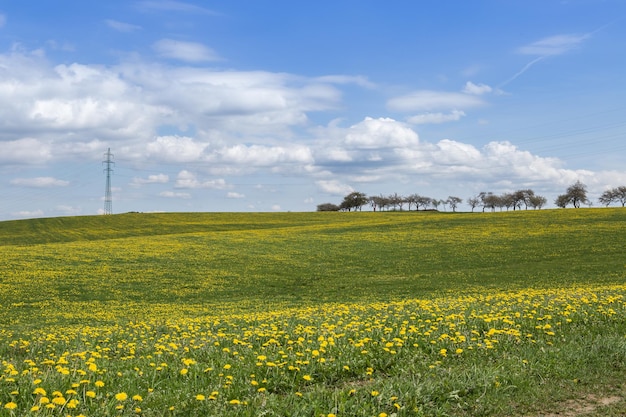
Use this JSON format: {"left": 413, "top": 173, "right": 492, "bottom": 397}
{"left": 317, "top": 181, "right": 626, "bottom": 212}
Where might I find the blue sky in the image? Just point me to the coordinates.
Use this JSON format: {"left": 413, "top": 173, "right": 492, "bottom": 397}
{"left": 1, "top": 0, "right": 625, "bottom": 219}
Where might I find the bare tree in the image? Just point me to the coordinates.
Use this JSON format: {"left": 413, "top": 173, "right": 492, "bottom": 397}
{"left": 447, "top": 196, "right": 462, "bottom": 212}
{"left": 556, "top": 181, "right": 589, "bottom": 208}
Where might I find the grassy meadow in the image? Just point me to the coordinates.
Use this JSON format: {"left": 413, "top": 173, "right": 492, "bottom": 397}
{"left": 1, "top": 209, "right": 626, "bottom": 416}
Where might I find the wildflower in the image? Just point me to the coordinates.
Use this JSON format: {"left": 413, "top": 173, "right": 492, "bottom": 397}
{"left": 95, "top": 380, "right": 105, "bottom": 388}
{"left": 33, "top": 387, "right": 47, "bottom": 396}
{"left": 30, "top": 405, "right": 40, "bottom": 412}
{"left": 67, "top": 399, "right": 79, "bottom": 409}
{"left": 115, "top": 392, "right": 128, "bottom": 401}
{"left": 134, "top": 407, "right": 142, "bottom": 413}
{"left": 371, "top": 390, "right": 380, "bottom": 396}
{"left": 180, "top": 368, "right": 189, "bottom": 375}
{"left": 132, "top": 394, "right": 143, "bottom": 401}
{"left": 195, "top": 394, "right": 205, "bottom": 401}
{"left": 86, "top": 391, "right": 96, "bottom": 398}
{"left": 4, "top": 402, "right": 18, "bottom": 410}
{"left": 52, "top": 396, "right": 66, "bottom": 405}
{"left": 229, "top": 399, "right": 241, "bottom": 405}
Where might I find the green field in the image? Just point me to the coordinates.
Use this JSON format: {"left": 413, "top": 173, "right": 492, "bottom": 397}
{"left": 1, "top": 209, "right": 625, "bottom": 416}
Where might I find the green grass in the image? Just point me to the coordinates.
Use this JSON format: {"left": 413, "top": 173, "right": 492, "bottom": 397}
{"left": 1, "top": 209, "right": 625, "bottom": 416}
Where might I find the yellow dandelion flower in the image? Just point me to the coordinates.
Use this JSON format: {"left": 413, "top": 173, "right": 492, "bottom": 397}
{"left": 51, "top": 396, "right": 66, "bottom": 405}
{"left": 86, "top": 391, "right": 96, "bottom": 398}
{"left": 132, "top": 394, "right": 143, "bottom": 401}
{"left": 115, "top": 392, "right": 128, "bottom": 401}
{"left": 4, "top": 402, "right": 18, "bottom": 410}
{"left": 195, "top": 394, "right": 205, "bottom": 401}
{"left": 229, "top": 399, "right": 241, "bottom": 405}
{"left": 30, "top": 405, "right": 40, "bottom": 412}
{"left": 33, "top": 387, "right": 47, "bottom": 396}
{"left": 95, "top": 380, "right": 105, "bottom": 388}
{"left": 371, "top": 390, "right": 380, "bottom": 397}
{"left": 302, "top": 374, "right": 312, "bottom": 381}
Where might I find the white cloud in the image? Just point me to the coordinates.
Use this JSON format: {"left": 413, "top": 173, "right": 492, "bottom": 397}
{"left": 174, "top": 170, "right": 228, "bottom": 189}
{"left": 131, "top": 174, "right": 169, "bottom": 186}
{"left": 462, "top": 81, "right": 492, "bottom": 95}
{"left": 408, "top": 110, "right": 466, "bottom": 125}
{"left": 159, "top": 191, "right": 191, "bottom": 199}
{"left": 105, "top": 19, "right": 141, "bottom": 32}
{"left": 316, "top": 180, "right": 354, "bottom": 195}
{"left": 153, "top": 39, "right": 221, "bottom": 62}
{"left": 227, "top": 192, "right": 245, "bottom": 199}
{"left": 0, "top": 138, "right": 52, "bottom": 164}
{"left": 388, "top": 90, "right": 484, "bottom": 112}
{"left": 216, "top": 144, "right": 313, "bottom": 166}
{"left": 344, "top": 117, "right": 419, "bottom": 149}
{"left": 518, "top": 34, "right": 590, "bottom": 56}
{"left": 10, "top": 177, "right": 69, "bottom": 187}
{"left": 146, "top": 136, "right": 208, "bottom": 162}
{"left": 271, "top": 205, "right": 281, "bottom": 211}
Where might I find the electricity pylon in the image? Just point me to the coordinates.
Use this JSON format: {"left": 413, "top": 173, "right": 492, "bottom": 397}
{"left": 103, "top": 148, "right": 114, "bottom": 215}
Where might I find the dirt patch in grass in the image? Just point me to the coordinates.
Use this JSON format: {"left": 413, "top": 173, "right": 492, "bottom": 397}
{"left": 533, "top": 394, "right": 622, "bottom": 417}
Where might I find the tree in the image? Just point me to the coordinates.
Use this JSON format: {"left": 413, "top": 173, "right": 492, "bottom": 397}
{"left": 447, "top": 196, "right": 462, "bottom": 212}
{"left": 556, "top": 181, "right": 589, "bottom": 208}
{"left": 316, "top": 203, "right": 340, "bottom": 212}
{"left": 599, "top": 186, "right": 626, "bottom": 207}
{"left": 467, "top": 195, "right": 480, "bottom": 212}
{"left": 528, "top": 195, "right": 547, "bottom": 209}
{"left": 340, "top": 191, "right": 368, "bottom": 211}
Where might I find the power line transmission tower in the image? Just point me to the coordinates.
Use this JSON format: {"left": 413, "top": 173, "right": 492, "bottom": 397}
{"left": 103, "top": 148, "right": 114, "bottom": 215}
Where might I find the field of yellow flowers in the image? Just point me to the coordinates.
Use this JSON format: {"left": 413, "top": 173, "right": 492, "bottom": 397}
{"left": 1, "top": 209, "right": 626, "bottom": 416}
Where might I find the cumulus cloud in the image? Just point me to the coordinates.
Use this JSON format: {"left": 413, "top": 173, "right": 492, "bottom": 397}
{"left": 105, "top": 19, "right": 141, "bottom": 32}
{"left": 216, "top": 144, "right": 314, "bottom": 166}
{"left": 153, "top": 39, "right": 221, "bottom": 62}
{"left": 316, "top": 180, "right": 354, "bottom": 195}
{"left": 462, "top": 81, "right": 492, "bottom": 95}
{"left": 344, "top": 117, "right": 419, "bottom": 149}
{"left": 174, "top": 170, "right": 229, "bottom": 189}
{"left": 131, "top": 174, "right": 169, "bottom": 186}
{"left": 10, "top": 177, "right": 69, "bottom": 187}
{"left": 146, "top": 136, "right": 208, "bottom": 162}
{"left": 0, "top": 139, "right": 52, "bottom": 164}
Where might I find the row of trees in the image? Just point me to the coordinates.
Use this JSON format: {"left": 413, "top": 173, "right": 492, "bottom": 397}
{"left": 317, "top": 182, "right": 626, "bottom": 212}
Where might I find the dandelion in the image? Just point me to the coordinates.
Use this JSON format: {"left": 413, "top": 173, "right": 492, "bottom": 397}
{"left": 52, "top": 396, "right": 66, "bottom": 405}
{"left": 4, "top": 402, "right": 18, "bottom": 410}
{"left": 86, "top": 391, "right": 96, "bottom": 398}
{"left": 95, "top": 380, "right": 105, "bottom": 388}
{"left": 371, "top": 390, "right": 380, "bottom": 397}
{"left": 33, "top": 387, "right": 47, "bottom": 396}
{"left": 229, "top": 399, "right": 241, "bottom": 405}
{"left": 132, "top": 394, "right": 143, "bottom": 401}
{"left": 195, "top": 394, "right": 205, "bottom": 401}
{"left": 30, "top": 405, "right": 40, "bottom": 412}
{"left": 115, "top": 392, "right": 128, "bottom": 401}
{"left": 303, "top": 374, "right": 312, "bottom": 381}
